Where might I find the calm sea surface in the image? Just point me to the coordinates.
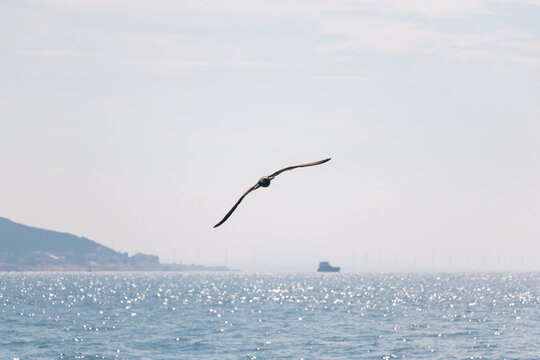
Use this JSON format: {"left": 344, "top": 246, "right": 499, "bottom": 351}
{"left": 1, "top": 272, "right": 540, "bottom": 359}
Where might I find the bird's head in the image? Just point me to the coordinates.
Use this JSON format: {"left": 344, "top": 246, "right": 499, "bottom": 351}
{"left": 258, "top": 177, "right": 271, "bottom": 187}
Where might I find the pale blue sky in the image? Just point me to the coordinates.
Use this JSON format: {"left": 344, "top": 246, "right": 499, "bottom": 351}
{"left": 2, "top": 0, "right": 540, "bottom": 270}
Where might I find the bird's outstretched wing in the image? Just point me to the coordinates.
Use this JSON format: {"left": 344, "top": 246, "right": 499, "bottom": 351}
{"left": 268, "top": 158, "right": 331, "bottom": 179}
{"left": 213, "top": 183, "right": 261, "bottom": 228}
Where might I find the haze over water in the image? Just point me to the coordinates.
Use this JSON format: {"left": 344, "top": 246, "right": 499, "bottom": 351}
{"left": 2, "top": 272, "right": 540, "bottom": 359}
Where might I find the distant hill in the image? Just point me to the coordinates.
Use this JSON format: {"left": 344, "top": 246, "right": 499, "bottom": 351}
{"left": 0, "top": 217, "right": 115, "bottom": 255}
{"left": 0, "top": 217, "right": 159, "bottom": 271}
{"left": 0, "top": 216, "right": 230, "bottom": 272}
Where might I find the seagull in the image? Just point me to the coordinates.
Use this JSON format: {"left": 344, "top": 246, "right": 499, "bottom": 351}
{"left": 213, "top": 158, "right": 331, "bottom": 228}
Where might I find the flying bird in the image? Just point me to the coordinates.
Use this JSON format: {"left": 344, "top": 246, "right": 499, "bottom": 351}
{"left": 213, "top": 158, "right": 331, "bottom": 228}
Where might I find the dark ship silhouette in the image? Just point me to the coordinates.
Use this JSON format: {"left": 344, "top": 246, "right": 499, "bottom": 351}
{"left": 317, "top": 261, "right": 340, "bottom": 272}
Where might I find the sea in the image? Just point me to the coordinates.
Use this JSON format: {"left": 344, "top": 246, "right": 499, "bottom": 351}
{"left": 1, "top": 272, "right": 540, "bottom": 359}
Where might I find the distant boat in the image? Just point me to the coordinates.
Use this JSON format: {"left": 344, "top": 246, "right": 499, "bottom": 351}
{"left": 317, "top": 261, "right": 340, "bottom": 272}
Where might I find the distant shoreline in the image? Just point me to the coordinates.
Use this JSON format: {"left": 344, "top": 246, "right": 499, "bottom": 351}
{"left": 0, "top": 263, "right": 230, "bottom": 272}
{"left": 0, "top": 216, "right": 230, "bottom": 272}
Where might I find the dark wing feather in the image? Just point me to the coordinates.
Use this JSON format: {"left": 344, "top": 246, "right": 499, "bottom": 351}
{"left": 268, "top": 158, "right": 331, "bottom": 179}
{"left": 213, "top": 183, "right": 261, "bottom": 228}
